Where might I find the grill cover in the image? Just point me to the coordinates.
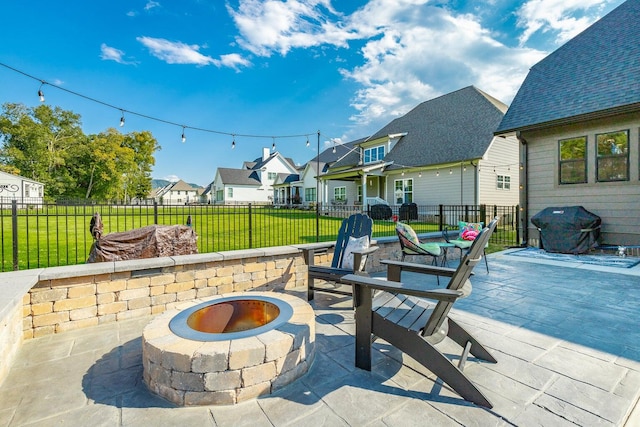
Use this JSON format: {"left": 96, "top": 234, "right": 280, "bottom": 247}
{"left": 87, "top": 224, "right": 198, "bottom": 263}
{"left": 531, "top": 206, "right": 601, "bottom": 254}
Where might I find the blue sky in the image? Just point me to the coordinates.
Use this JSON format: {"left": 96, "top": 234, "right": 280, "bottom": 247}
{"left": 0, "top": 0, "right": 625, "bottom": 186}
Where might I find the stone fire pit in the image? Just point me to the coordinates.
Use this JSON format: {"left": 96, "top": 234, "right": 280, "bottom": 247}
{"left": 142, "top": 292, "right": 315, "bottom": 406}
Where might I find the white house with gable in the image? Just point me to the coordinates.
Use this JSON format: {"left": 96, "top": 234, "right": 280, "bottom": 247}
{"left": 211, "top": 148, "right": 299, "bottom": 204}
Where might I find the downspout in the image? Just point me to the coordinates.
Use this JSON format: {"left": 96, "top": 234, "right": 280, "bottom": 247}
{"left": 470, "top": 160, "right": 479, "bottom": 206}
{"left": 516, "top": 131, "right": 528, "bottom": 246}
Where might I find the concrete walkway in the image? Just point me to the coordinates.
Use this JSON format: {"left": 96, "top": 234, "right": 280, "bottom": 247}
{"left": 1, "top": 254, "right": 639, "bottom": 426}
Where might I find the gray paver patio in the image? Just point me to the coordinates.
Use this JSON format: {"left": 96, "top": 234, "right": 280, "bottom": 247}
{"left": 1, "top": 252, "right": 639, "bottom": 426}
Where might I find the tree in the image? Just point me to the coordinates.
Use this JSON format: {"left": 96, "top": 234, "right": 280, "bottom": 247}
{"left": 0, "top": 102, "right": 160, "bottom": 201}
{"left": 0, "top": 103, "right": 83, "bottom": 197}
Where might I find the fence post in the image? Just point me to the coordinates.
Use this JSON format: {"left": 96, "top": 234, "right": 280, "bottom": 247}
{"left": 438, "top": 204, "right": 444, "bottom": 230}
{"left": 153, "top": 200, "right": 158, "bottom": 225}
{"left": 479, "top": 204, "right": 487, "bottom": 224}
{"left": 12, "top": 200, "right": 18, "bottom": 271}
{"left": 515, "top": 205, "right": 521, "bottom": 245}
{"left": 248, "top": 203, "right": 253, "bottom": 248}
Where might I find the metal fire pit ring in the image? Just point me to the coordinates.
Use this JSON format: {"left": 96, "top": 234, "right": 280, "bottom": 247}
{"left": 169, "top": 295, "right": 294, "bottom": 342}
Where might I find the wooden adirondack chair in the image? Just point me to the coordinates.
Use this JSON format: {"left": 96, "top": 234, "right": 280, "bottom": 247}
{"left": 341, "top": 217, "right": 499, "bottom": 408}
{"left": 301, "top": 213, "right": 378, "bottom": 301}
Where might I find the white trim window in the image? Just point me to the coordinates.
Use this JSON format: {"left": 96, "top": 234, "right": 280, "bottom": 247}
{"left": 496, "top": 175, "right": 511, "bottom": 190}
{"left": 334, "top": 186, "right": 346, "bottom": 201}
{"left": 304, "top": 187, "right": 316, "bottom": 202}
{"left": 364, "top": 146, "right": 385, "bottom": 163}
{"left": 227, "top": 187, "right": 233, "bottom": 198}
{"left": 394, "top": 179, "right": 413, "bottom": 203}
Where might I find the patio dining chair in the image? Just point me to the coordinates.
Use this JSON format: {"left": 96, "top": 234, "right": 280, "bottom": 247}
{"left": 444, "top": 221, "right": 490, "bottom": 273}
{"left": 301, "top": 213, "right": 378, "bottom": 301}
{"left": 396, "top": 221, "right": 443, "bottom": 265}
{"left": 342, "top": 217, "right": 499, "bottom": 408}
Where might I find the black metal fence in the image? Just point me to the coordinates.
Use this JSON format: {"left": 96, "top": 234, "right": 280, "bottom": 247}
{"left": 0, "top": 200, "right": 519, "bottom": 272}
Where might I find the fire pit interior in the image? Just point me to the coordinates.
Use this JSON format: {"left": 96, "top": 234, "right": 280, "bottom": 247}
{"left": 188, "top": 299, "right": 280, "bottom": 333}
{"left": 143, "top": 292, "right": 315, "bottom": 406}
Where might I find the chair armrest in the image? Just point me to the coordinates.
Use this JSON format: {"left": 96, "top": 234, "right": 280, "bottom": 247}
{"left": 351, "top": 246, "right": 379, "bottom": 256}
{"left": 300, "top": 242, "right": 335, "bottom": 266}
{"left": 341, "top": 274, "right": 462, "bottom": 302}
{"left": 381, "top": 259, "right": 457, "bottom": 279}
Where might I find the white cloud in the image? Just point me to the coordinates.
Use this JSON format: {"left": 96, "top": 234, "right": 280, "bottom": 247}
{"left": 145, "top": 1, "right": 161, "bottom": 11}
{"left": 342, "top": 4, "right": 546, "bottom": 126}
{"left": 516, "top": 0, "right": 612, "bottom": 45}
{"left": 213, "top": 53, "right": 252, "bottom": 71}
{"left": 164, "top": 175, "right": 180, "bottom": 182}
{"left": 137, "top": 37, "right": 215, "bottom": 65}
{"left": 100, "top": 43, "right": 136, "bottom": 65}
{"left": 227, "top": 0, "right": 357, "bottom": 56}
{"left": 137, "top": 37, "right": 251, "bottom": 70}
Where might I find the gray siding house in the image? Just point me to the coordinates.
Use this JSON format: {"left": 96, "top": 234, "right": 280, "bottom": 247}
{"left": 495, "top": 0, "right": 640, "bottom": 246}
{"left": 322, "top": 86, "right": 520, "bottom": 209}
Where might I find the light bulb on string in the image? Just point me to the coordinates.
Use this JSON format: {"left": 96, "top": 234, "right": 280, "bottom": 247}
{"left": 306, "top": 136, "right": 310, "bottom": 147}
{"left": 231, "top": 135, "right": 236, "bottom": 149}
{"left": 119, "top": 111, "right": 125, "bottom": 127}
{"left": 272, "top": 138, "right": 276, "bottom": 151}
{"left": 181, "top": 127, "right": 186, "bottom": 143}
{"left": 449, "top": 169, "right": 452, "bottom": 174}
{"left": 418, "top": 171, "right": 422, "bottom": 178}
{"left": 38, "top": 82, "right": 45, "bottom": 102}
{"left": 463, "top": 165, "right": 467, "bottom": 172}
{"left": 436, "top": 170, "right": 440, "bottom": 177}
{"left": 332, "top": 146, "right": 336, "bottom": 153}
{"left": 401, "top": 170, "right": 405, "bottom": 176}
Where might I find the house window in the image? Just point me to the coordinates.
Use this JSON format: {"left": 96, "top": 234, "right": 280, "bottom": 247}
{"left": 559, "top": 136, "right": 587, "bottom": 184}
{"left": 364, "top": 146, "right": 385, "bottom": 163}
{"left": 216, "top": 190, "right": 223, "bottom": 201}
{"left": 268, "top": 172, "right": 277, "bottom": 180}
{"left": 394, "top": 179, "right": 413, "bottom": 204}
{"left": 227, "top": 187, "right": 233, "bottom": 198}
{"left": 597, "top": 130, "right": 628, "bottom": 182}
{"left": 496, "top": 175, "right": 511, "bottom": 190}
{"left": 304, "top": 187, "right": 316, "bottom": 202}
{"left": 357, "top": 185, "right": 362, "bottom": 203}
{"left": 334, "top": 186, "right": 346, "bottom": 201}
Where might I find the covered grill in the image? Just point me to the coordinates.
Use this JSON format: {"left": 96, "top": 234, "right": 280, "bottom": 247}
{"left": 531, "top": 206, "right": 601, "bottom": 254}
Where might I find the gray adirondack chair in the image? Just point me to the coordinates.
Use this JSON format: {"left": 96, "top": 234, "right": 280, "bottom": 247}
{"left": 341, "top": 217, "right": 499, "bottom": 408}
{"left": 301, "top": 213, "right": 378, "bottom": 301}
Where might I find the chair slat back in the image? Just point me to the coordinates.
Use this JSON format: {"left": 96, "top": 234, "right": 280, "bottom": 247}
{"left": 332, "top": 213, "right": 373, "bottom": 268}
{"left": 422, "top": 217, "right": 499, "bottom": 336}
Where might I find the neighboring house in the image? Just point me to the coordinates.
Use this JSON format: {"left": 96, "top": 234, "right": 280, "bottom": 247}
{"left": 495, "top": 0, "right": 640, "bottom": 246}
{"left": 276, "top": 139, "right": 364, "bottom": 207}
{"left": 0, "top": 170, "right": 44, "bottom": 205}
{"left": 153, "top": 180, "right": 201, "bottom": 205}
{"left": 211, "top": 148, "right": 298, "bottom": 204}
{"left": 321, "top": 86, "right": 519, "bottom": 209}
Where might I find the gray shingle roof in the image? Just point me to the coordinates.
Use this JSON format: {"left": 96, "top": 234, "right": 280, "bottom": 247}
{"left": 331, "top": 86, "right": 506, "bottom": 170}
{"left": 496, "top": 0, "right": 640, "bottom": 134}
{"left": 217, "top": 168, "right": 261, "bottom": 185}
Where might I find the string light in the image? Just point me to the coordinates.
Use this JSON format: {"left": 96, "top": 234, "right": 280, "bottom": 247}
{"left": 231, "top": 135, "right": 236, "bottom": 149}
{"left": 463, "top": 165, "right": 467, "bottom": 172}
{"left": 272, "top": 138, "right": 276, "bottom": 151}
{"left": 119, "top": 110, "right": 125, "bottom": 127}
{"left": 306, "top": 137, "right": 310, "bottom": 147}
{"left": 1, "top": 63, "right": 317, "bottom": 145}
{"left": 418, "top": 171, "right": 422, "bottom": 178}
{"left": 401, "top": 170, "right": 405, "bottom": 176}
{"left": 449, "top": 169, "right": 453, "bottom": 174}
{"left": 436, "top": 170, "right": 440, "bottom": 177}
{"left": 181, "top": 127, "right": 186, "bottom": 143}
{"left": 38, "top": 82, "right": 45, "bottom": 102}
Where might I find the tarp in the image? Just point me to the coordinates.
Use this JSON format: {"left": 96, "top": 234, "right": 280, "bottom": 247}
{"left": 87, "top": 224, "right": 198, "bottom": 263}
{"left": 531, "top": 206, "right": 601, "bottom": 254}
